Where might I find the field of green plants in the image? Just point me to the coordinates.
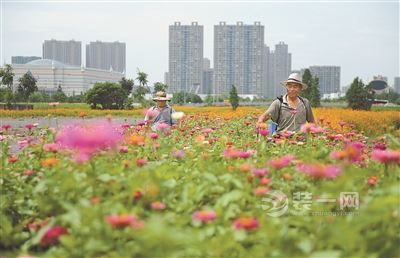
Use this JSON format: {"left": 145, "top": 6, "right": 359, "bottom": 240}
{"left": 1, "top": 111, "right": 399, "bottom": 257}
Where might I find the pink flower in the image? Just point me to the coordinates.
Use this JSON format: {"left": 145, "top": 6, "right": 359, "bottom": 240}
{"left": 147, "top": 132, "right": 159, "bottom": 139}
{"left": 367, "top": 176, "right": 379, "bottom": 186}
{"left": 40, "top": 226, "right": 68, "bottom": 247}
{"left": 233, "top": 217, "right": 259, "bottom": 231}
{"left": 137, "top": 120, "right": 147, "bottom": 126}
{"left": 251, "top": 168, "right": 268, "bottom": 177}
{"left": 257, "top": 128, "right": 269, "bottom": 136}
{"left": 151, "top": 201, "right": 166, "bottom": 210}
{"left": 156, "top": 123, "right": 170, "bottom": 130}
{"left": 119, "top": 146, "right": 129, "bottom": 153}
{"left": 136, "top": 158, "right": 148, "bottom": 167}
{"left": 297, "top": 163, "right": 342, "bottom": 179}
{"left": 224, "top": 148, "right": 254, "bottom": 159}
{"left": 146, "top": 108, "right": 159, "bottom": 119}
{"left": 300, "top": 123, "right": 324, "bottom": 134}
{"left": 373, "top": 143, "right": 387, "bottom": 150}
{"left": 55, "top": 121, "right": 124, "bottom": 162}
{"left": 2, "top": 124, "right": 11, "bottom": 130}
{"left": 330, "top": 141, "right": 365, "bottom": 163}
{"left": 43, "top": 143, "right": 59, "bottom": 153}
{"left": 23, "top": 169, "right": 34, "bottom": 176}
{"left": 371, "top": 150, "right": 400, "bottom": 165}
{"left": 202, "top": 128, "right": 214, "bottom": 134}
{"left": 172, "top": 150, "right": 185, "bottom": 158}
{"left": 105, "top": 214, "right": 144, "bottom": 229}
{"left": 192, "top": 211, "right": 217, "bottom": 222}
{"left": 268, "top": 154, "right": 295, "bottom": 169}
{"left": 25, "top": 124, "right": 35, "bottom": 130}
{"left": 18, "top": 140, "right": 29, "bottom": 150}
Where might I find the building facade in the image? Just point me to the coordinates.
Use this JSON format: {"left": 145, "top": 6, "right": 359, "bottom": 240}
{"left": 42, "top": 39, "right": 82, "bottom": 66}
{"left": 11, "top": 56, "right": 41, "bottom": 64}
{"left": 10, "top": 59, "right": 123, "bottom": 96}
{"left": 168, "top": 22, "right": 203, "bottom": 94}
{"left": 309, "top": 66, "right": 341, "bottom": 94}
{"left": 214, "top": 21, "right": 264, "bottom": 96}
{"left": 86, "top": 41, "right": 126, "bottom": 73}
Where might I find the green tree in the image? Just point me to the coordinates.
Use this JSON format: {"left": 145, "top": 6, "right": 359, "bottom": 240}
{"left": 171, "top": 91, "right": 203, "bottom": 105}
{"left": 17, "top": 71, "right": 38, "bottom": 101}
{"left": 85, "top": 82, "right": 125, "bottom": 109}
{"left": 28, "top": 91, "right": 45, "bottom": 102}
{"left": 153, "top": 82, "right": 168, "bottom": 93}
{"left": 346, "top": 77, "right": 374, "bottom": 110}
{"left": 52, "top": 85, "right": 68, "bottom": 102}
{"left": 133, "top": 69, "right": 150, "bottom": 102}
{"left": 229, "top": 85, "right": 239, "bottom": 110}
{"left": 301, "top": 69, "right": 321, "bottom": 107}
{"left": 0, "top": 64, "right": 15, "bottom": 105}
{"left": 119, "top": 77, "right": 134, "bottom": 96}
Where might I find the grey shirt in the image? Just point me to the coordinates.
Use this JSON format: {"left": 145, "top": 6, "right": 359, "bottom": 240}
{"left": 266, "top": 95, "right": 315, "bottom": 133}
{"left": 144, "top": 105, "right": 176, "bottom": 127}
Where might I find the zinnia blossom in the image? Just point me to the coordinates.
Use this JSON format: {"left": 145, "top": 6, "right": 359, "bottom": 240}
{"left": 40, "top": 226, "right": 68, "bottom": 247}
{"left": 371, "top": 150, "right": 400, "bottom": 165}
{"left": 297, "top": 163, "right": 342, "bottom": 179}
{"left": 192, "top": 211, "right": 217, "bottom": 222}
{"left": 105, "top": 214, "right": 144, "bottom": 229}
{"left": 233, "top": 217, "right": 259, "bottom": 230}
{"left": 268, "top": 154, "right": 295, "bottom": 169}
{"left": 151, "top": 201, "right": 166, "bottom": 210}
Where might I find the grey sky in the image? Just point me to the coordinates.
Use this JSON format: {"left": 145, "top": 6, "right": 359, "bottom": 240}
{"left": 1, "top": 0, "right": 399, "bottom": 88}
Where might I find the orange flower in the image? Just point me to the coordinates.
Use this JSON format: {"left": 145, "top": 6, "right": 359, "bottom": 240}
{"left": 127, "top": 135, "right": 145, "bottom": 146}
{"left": 41, "top": 158, "right": 59, "bottom": 167}
{"left": 79, "top": 111, "right": 87, "bottom": 118}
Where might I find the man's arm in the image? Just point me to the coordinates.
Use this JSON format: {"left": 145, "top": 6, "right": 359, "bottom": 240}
{"left": 256, "top": 111, "right": 271, "bottom": 128}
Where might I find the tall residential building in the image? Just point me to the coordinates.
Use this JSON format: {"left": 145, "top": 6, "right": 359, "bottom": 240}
{"left": 214, "top": 21, "right": 264, "bottom": 96}
{"left": 12, "top": 56, "right": 41, "bottom": 64}
{"left": 309, "top": 66, "right": 341, "bottom": 94}
{"left": 394, "top": 77, "right": 400, "bottom": 93}
{"left": 168, "top": 22, "right": 203, "bottom": 94}
{"left": 266, "top": 42, "right": 292, "bottom": 98}
{"left": 203, "top": 58, "right": 213, "bottom": 94}
{"left": 42, "top": 39, "right": 81, "bottom": 66}
{"left": 86, "top": 41, "right": 126, "bottom": 73}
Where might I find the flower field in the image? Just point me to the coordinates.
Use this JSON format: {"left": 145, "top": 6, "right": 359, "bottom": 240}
{"left": 1, "top": 108, "right": 400, "bottom": 257}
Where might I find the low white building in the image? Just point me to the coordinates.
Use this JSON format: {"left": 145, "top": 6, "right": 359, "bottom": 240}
{"left": 9, "top": 59, "right": 124, "bottom": 96}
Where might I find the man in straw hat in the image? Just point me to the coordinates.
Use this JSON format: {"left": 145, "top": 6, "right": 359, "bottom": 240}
{"left": 144, "top": 91, "right": 176, "bottom": 130}
{"left": 256, "top": 73, "right": 315, "bottom": 134}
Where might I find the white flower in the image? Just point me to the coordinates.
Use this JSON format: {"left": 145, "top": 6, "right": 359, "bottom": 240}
{"left": 171, "top": 111, "right": 185, "bottom": 120}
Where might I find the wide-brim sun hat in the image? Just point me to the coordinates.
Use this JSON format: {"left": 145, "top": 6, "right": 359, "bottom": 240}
{"left": 152, "top": 91, "right": 171, "bottom": 101}
{"left": 280, "top": 73, "right": 308, "bottom": 90}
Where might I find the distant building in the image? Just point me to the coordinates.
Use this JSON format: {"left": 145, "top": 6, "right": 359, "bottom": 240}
{"left": 394, "top": 76, "right": 400, "bottom": 93}
{"left": 309, "top": 66, "right": 341, "bottom": 94}
{"left": 266, "top": 42, "right": 292, "bottom": 98}
{"left": 369, "top": 75, "right": 388, "bottom": 94}
{"left": 214, "top": 21, "right": 264, "bottom": 96}
{"left": 86, "top": 41, "right": 126, "bottom": 73}
{"left": 42, "top": 39, "right": 81, "bottom": 66}
{"left": 202, "top": 58, "right": 213, "bottom": 94}
{"left": 9, "top": 59, "right": 123, "bottom": 96}
{"left": 168, "top": 22, "right": 203, "bottom": 94}
{"left": 12, "top": 56, "right": 41, "bottom": 64}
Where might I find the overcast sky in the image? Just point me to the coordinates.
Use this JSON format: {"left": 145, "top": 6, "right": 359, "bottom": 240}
{"left": 1, "top": 0, "right": 399, "bottom": 87}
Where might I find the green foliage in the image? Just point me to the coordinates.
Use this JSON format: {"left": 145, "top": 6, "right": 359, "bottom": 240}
{"left": 51, "top": 85, "right": 67, "bottom": 102}
{"left": 153, "top": 82, "right": 168, "bottom": 93}
{"left": 346, "top": 77, "right": 375, "bottom": 110}
{"left": 17, "top": 71, "right": 38, "bottom": 101}
{"left": 0, "top": 64, "right": 15, "bottom": 105}
{"left": 85, "top": 82, "right": 126, "bottom": 109}
{"left": 301, "top": 69, "right": 321, "bottom": 107}
{"left": 119, "top": 77, "right": 134, "bottom": 97}
{"left": 229, "top": 85, "right": 239, "bottom": 110}
{"left": 171, "top": 91, "right": 203, "bottom": 104}
{"left": 375, "top": 88, "right": 400, "bottom": 105}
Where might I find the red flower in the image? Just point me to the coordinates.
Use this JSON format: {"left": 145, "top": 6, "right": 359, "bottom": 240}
{"left": 136, "top": 158, "right": 148, "bottom": 167}
{"left": 233, "top": 217, "right": 259, "bottom": 230}
{"left": 267, "top": 154, "right": 295, "bottom": 169}
{"left": 367, "top": 176, "right": 379, "bottom": 186}
{"left": 105, "top": 214, "right": 144, "bottom": 229}
{"left": 40, "top": 226, "right": 68, "bottom": 247}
